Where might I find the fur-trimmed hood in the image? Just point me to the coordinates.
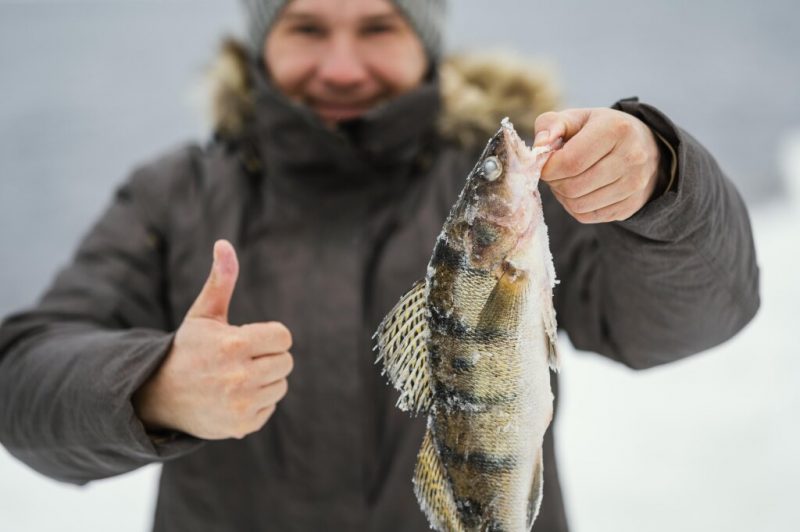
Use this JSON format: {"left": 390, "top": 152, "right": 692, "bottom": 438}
{"left": 206, "top": 38, "right": 560, "bottom": 148}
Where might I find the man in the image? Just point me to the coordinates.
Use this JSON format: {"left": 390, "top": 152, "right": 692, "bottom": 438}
{"left": 0, "top": 0, "right": 759, "bottom": 530}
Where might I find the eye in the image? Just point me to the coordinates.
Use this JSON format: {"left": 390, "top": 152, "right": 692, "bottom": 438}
{"left": 482, "top": 156, "right": 502, "bottom": 181}
{"left": 289, "top": 24, "right": 325, "bottom": 37}
{"left": 361, "top": 23, "right": 395, "bottom": 36}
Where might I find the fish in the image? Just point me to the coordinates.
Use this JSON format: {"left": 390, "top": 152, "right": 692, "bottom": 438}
{"left": 374, "top": 118, "right": 561, "bottom": 532}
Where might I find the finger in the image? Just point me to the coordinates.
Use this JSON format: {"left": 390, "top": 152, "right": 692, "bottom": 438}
{"left": 542, "top": 114, "right": 620, "bottom": 183}
{"left": 256, "top": 404, "right": 276, "bottom": 417}
{"left": 568, "top": 193, "right": 646, "bottom": 224}
{"left": 239, "top": 321, "right": 293, "bottom": 355}
{"left": 546, "top": 150, "right": 621, "bottom": 199}
{"left": 253, "top": 404, "right": 277, "bottom": 426}
{"left": 553, "top": 175, "right": 636, "bottom": 215}
{"left": 256, "top": 379, "right": 289, "bottom": 408}
{"left": 533, "top": 109, "right": 591, "bottom": 147}
{"left": 251, "top": 351, "right": 294, "bottom": 384}
{"left": 235, "top": 404, "right": 277, "bottom": 439}
{"left": 186, "top": 240, "right": 239, "bottom": 322}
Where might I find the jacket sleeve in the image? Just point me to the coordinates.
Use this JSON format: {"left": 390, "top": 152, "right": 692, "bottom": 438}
{"left": 0, "top": 149, "right": 206, "bottom": 485}
{"left": 548, "top": 99, "right": 760, "bottom": 369}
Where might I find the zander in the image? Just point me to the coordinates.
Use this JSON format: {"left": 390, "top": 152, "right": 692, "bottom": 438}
{"left": 375, "top": 118, "right": 560, "bottom": 532}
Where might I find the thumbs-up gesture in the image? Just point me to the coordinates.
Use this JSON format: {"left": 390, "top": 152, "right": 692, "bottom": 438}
{"left": 133, "top": 240, "right": 294, "bottom": 440}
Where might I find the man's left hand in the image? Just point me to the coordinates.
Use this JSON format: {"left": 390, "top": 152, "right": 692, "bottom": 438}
{"left": 533, "top": 108, "right": 661, "bottom": 224}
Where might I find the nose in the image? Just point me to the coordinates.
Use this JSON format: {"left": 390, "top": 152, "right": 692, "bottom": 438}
{"left": 316, "top": 35, "right": 368, "bottom": 90}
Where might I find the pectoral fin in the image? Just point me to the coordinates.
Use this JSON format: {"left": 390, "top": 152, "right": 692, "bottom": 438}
{"left": 413, "top": 428, "right": 465, "bottom": 532}
{"left": 477, "top": 265, "right": 530, "bottom": 332}
{"left": 374, "top": 280, "right": 433, "bottom": 415}
{"left": 526, "top": 446, "right": 545, "bottom": 531}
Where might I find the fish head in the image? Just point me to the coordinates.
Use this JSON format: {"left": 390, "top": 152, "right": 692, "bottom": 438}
{"left": 453, "top": 118, "right": 555, "bottom": 272}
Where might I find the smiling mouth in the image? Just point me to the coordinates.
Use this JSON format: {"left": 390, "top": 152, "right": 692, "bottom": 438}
{"left": 308, "top": 99, "right": 379, "bottom": 122}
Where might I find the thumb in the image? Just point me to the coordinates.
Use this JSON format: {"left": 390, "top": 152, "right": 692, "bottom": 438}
{"left": 533, "top": 108, "right": 592, "bottom": 148}
{"left": 186, "top": 239, "right": 239, "bottom": 322}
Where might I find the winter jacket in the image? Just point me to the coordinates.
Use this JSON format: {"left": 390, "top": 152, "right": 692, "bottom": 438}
{"left": 0, "top": 40, "right": 760, "bottom": 532}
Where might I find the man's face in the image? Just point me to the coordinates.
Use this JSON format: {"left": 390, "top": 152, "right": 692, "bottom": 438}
{"left": 264, "top": 0, "right": 428, "bottom": 127}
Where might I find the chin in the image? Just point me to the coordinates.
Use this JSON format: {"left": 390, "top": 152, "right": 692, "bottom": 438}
{"left": 306, "top": 95, "right": 388, "bottom": 125}
{"left": 316, "top": 108, "right": 368, "bottom": 124}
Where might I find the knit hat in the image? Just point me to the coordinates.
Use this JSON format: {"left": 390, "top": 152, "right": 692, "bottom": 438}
{"left": 239, "top": 0, "right": 447, "bottom": 62}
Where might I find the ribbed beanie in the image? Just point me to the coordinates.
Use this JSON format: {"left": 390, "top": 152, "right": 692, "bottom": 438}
{"left": 239, "top": 0, "right": 447, "bottom": 62}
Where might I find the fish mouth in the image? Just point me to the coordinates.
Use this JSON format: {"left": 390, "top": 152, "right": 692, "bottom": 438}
{"left": 493, "top": 119, "right": 553, "bottom": 267}
{"left": 500, "top": 118, "right": 551, "bottom": 179}
{"left": 488, "top": 119, "right": 548, "bottom": 229}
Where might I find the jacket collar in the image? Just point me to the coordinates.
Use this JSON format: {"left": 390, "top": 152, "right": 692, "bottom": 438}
{"left": 246, "top": 56, "right": 440, "bottom": 193}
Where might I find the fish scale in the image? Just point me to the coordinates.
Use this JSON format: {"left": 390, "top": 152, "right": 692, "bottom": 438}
{"left": 375, "top": 118, "right": 560, "bottom": 531}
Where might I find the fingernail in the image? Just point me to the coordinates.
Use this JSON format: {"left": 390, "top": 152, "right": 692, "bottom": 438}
{"left": 534, "top": 130, "right": 550, "bottom": 146}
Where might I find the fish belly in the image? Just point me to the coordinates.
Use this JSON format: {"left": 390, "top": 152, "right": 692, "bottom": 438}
{"left": 429, "top": 306, "right": 552, "bottom": 531}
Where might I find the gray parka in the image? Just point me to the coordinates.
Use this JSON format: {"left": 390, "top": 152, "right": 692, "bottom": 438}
{"left": 0, "top": 41, "right": 759, "bottom": 531}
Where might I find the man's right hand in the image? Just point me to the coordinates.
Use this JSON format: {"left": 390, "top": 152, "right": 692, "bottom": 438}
{"left": 133, "top": 239, "right": 294, "bottom": 440}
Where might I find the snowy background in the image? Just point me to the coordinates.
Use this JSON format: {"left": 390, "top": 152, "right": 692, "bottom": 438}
{"left": 1, "top": 1, "right": 798, "bottom": 531}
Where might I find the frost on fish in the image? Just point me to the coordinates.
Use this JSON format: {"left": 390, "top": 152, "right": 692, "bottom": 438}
{"left": 375, "top": 119, "right": 561, "bottom": 531}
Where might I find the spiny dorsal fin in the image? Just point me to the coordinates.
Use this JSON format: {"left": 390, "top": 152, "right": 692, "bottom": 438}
{"left": 374, "top": 280, "right": 433, "bottom": 415}
{"left": 413, "top": 428, "right": 465, "bottom": 532}
{"left": 526, "top": 446, "right": 545, "bottom": 531}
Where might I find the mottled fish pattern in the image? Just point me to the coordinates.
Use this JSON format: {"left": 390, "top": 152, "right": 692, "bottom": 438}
{"left": 375, "top": 119, "right": 560, "bottom": 532}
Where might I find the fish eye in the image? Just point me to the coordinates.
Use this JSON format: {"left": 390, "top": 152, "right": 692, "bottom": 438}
{"left": 482, "top": 156, "right": 502, "bottom": 181}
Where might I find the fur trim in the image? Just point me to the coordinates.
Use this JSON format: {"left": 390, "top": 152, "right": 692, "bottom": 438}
{"left": 205, "top": 38, "right": 560, "bottom": 147}
{"left": 438, "top": 52, "right": 560, "bottom": 146}
{"left": 207, "top": 38, "right": 256, "bottom": 141}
